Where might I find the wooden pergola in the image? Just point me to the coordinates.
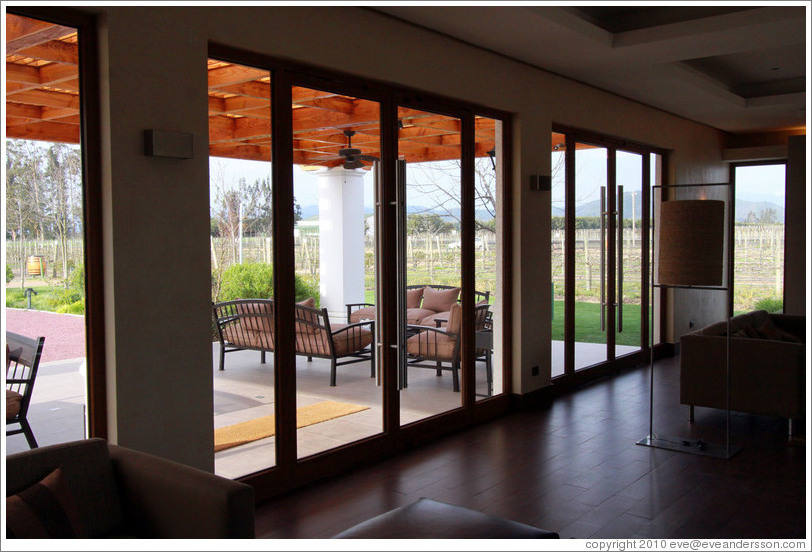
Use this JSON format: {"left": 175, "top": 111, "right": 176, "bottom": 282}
{"left": 6, "top": 14, "right": 496, "bottom": 168}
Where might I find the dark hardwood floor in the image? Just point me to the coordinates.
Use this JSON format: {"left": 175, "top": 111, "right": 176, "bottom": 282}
{"left": 254, "top": 355, "right": 807, "bottom": 540}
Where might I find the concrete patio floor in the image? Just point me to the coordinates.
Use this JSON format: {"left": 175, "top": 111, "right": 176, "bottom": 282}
{"left": 5, "top": 342, "right": 495, "bottom": 480}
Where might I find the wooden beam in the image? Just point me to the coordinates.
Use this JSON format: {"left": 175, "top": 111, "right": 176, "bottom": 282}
{"left": 14, "top": 40, "right": 78, "bottom": 65}
{"left": 5, "top": 62, "right": 40, "bottom": 85}
{"left": 6, "top": 103, "right": 43, "bottom": 119}
{"left": 7, "top": 88, "right": 80, "bottom": 109}
{"left": 207, "top": 64, "right": 268, "bottom": 87}
{"left": 6, "top": 14, "right": 75, "bottom": 53}
{"left": 5, "top": 120, "right": 80, "bottom": 143}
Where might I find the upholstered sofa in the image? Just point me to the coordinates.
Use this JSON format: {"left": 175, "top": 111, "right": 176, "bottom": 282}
{"left": 680, "top": 310, "right": 805, "bottom": 428}
{"left": 6, "top": 438, "right": 255, "bottom": 538}
{"left": 347, "top": 285, "right": 489, "bottom": 326}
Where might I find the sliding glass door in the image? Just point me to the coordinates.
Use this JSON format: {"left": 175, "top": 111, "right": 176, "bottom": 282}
{"left": 207, "top": 48, "right": 510, "bottom": 487}
{"left": 552, "top": 130, "right": 654, "bottom": 379}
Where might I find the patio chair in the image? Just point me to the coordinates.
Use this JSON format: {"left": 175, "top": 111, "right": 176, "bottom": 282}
{"left": 295, "top": 303, "right": 375, "bottom": 387}
{"left": 6, "top": 331, "right": 46, "bottom": 449}
{"left": 404, "top": 303, "right": 490, "bottom": 392}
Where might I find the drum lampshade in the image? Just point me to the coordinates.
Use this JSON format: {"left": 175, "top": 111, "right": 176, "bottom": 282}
{"left": 657, "top": 199, "right": 725, "bottom": 286}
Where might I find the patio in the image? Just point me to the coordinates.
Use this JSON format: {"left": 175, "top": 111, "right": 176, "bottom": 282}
{"left": 5, "top": 338, "right": 492, "bottom": 480}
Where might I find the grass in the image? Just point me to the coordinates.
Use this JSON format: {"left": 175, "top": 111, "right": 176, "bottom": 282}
{"left": 6, "top": 286, "right": 60, "bottom": 311}
{"left": 552, "top": 300, "right": 644, "bottom": 346}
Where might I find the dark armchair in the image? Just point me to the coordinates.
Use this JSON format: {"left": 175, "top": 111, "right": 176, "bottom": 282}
{"left": 6, "top": 331, "right": 46, "bottom": 449}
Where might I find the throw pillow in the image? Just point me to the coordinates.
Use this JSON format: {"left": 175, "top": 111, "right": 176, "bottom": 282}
{"left": 6, "top": 468, "right": 84, "bottom": 538}
{"left": 755, "top": 320, "right": 782, "bottom": 341}
{"left": 406, "top": 287, "right": 425, "bottom": 309}
{"left": 422, "top": 287, "right": 460, "bottom": 313}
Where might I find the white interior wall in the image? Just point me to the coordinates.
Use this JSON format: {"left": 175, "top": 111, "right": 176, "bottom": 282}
{"left": 88, "top": 6, "right": 730, "bottom": 469}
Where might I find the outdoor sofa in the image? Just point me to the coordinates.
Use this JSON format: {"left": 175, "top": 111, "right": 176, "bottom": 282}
{"left": 212, "top": 298, "right": 374, "bottom": 386}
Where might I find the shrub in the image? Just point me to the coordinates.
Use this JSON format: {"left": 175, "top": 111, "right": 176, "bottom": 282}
{"left": 48, "top": 266, "right": 84, "bottom": 310}
{"left": 216, "top": 262, "right": 319, "bottom": 305}
{"left": 56, "top": 300, "right": 85, "bottom": 315}
{"left": 6, "top": 264, "right": 13, "bottom": 284}
{"left": 754, "top": 296, "right": 783, "bottom": 313}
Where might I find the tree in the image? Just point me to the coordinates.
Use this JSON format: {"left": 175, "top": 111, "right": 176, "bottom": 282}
{"left": 6, "top": 140, "right": 42, "bottom": 287}
{"left": 44, "top": 143, "right": 82, "bottom": 281}
{"left": 406, "top": 213, "right": 456, "bottom": 235}
{"left": 407, "top": 157, "right": 496, "bottom": 234}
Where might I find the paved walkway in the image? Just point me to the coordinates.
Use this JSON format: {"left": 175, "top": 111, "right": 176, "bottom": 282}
{"left": 5, "top": 308, "right": 86, "bottom": 363}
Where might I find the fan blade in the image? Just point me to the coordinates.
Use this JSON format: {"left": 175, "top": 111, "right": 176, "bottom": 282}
{"left": 339, "top": 147, "right": 362, "bottom": 157}
{"left": 343, "top": 159, "right": 365, "bottom": 169}
{"left": 358, "top": 154, "right": 379, "bottom": 162}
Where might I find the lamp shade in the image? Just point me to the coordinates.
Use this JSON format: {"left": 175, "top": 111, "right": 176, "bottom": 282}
{"left": 657, "top": 199, "right": 725, "bottom": 286}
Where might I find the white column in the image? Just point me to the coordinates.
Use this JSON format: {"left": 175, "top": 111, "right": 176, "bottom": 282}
{"left": 317, "top": 167, "right": 365, "bottom": 323}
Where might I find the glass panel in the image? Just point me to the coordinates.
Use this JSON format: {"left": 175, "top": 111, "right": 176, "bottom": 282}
{"left": 208, "top": 60, "right": 275, "bottom": 477}
{"left": 475, "top": 117, "right": 502, "bottom": 400}
{"left": 294, "top": 86, "right": 382, "bottom": 459}
{"left": 574, "top": 143, "right": 608, "bottom": 370}
{"left": 5, "top": 16, "right": 87, "bottom": 454}
{"left": 616, "top": 150, "right": 643, "bottom": 356}
{"left": 550, "top": 133, "right": 566, "bottom": 378}
{"left": 398, "top": 106, "right": 463, "bottom": 423}
{"left": 733, "top": 164, "right": 786, "bottom": 314}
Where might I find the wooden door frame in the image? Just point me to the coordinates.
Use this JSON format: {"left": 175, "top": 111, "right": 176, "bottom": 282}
{"left": 7, "top": 6, "right": 108, "bottom": 440}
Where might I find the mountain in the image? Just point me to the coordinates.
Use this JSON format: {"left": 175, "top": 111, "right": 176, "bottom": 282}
{"left": 734, "top": 199, "right": 784, "bottom": 223}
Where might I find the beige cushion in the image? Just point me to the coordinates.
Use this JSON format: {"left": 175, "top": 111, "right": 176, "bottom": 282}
{"left": 296, "top": 323, "right": 372, "bottom": 357}
{"left": 421, "top": 287, "right": 460, "bottom": 313}
{"left": 295, "top": 298, "right": 322, "bottom": 334}
{"left": 406, "top": 287, "right": 425, "bottom": 308}
{"left": 419, "top": 311, "right": 450, "bottom": 327}
{"left": 445, "top": 303, "right": 462, "bottom": 335}
{"left": 406, "top": 308, "right": 436, "bottom": 325}
{"left": 406, "top": 331, "right": 457, "bottom": 361}
{"left": 349, "top": 306, "right": 376, "bottom": 324}
{"left": 235, "top": 301, "right": 274, "bottom": 333}
{"left": 6, "top": 389, "right": 22, "bottom": 420}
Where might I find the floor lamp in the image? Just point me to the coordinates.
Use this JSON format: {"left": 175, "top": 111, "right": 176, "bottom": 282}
{"left": 637, "top": 190, "right": 739, "bottom": 459}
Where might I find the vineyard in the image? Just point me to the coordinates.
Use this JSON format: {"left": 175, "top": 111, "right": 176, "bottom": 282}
{"left": 6, "top": 224, "right": 783, "bottom": 313}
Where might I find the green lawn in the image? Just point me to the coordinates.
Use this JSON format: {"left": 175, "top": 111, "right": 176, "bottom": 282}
{"left": 552, "top": 300, "right": 644, "bottom": 346}
{"left": 6, "top": 286, "right": 60, "bottom": 311}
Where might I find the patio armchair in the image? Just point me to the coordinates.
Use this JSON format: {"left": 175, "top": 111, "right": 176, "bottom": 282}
{"left": 295, "top": 302, "right": 375, "bottom": 387}
{"left": 404, "top": 303, "right": 490, "bottom": 392}
{"left": 6, "top": 331, "right": 46, "bottom": 449}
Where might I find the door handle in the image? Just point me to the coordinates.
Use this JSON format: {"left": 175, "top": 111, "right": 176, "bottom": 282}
{"left": 600, "top": 186, "right": 606, "bottom": 332}
{"left": 617, "top": 184, "right": 623, "bottom": 333}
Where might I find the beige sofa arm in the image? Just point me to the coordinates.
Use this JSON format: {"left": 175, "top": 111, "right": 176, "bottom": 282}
{"left": 109, "top": 444, "right": 255, "bottom": 538}
{"left": 680, "top": 333, "right": 805, "bottom": 419}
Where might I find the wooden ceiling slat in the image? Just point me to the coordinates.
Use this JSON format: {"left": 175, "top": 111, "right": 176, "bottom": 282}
{"left": 5, "top": 15, "right": 75, "bottom": 54}
{"left": 13, "top": 40, "right": 78, "bottom": 65}
{"left": 7, "top": 88, "right": 80, "bottom": 109}
{"left": 207, "top": 65, "right": 269, "bottom": 87}
{"left": 5, "top": 120, "right": 80, "bottom": 143}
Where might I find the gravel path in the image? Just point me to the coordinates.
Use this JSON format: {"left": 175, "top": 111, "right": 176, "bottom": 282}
{"left": 5, "top": 308, "right": 86, "bottom": 363}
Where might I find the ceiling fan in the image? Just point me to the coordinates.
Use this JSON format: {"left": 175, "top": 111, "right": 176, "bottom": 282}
{"left": 338, "top": 130, "right": 379, "bottom": 169}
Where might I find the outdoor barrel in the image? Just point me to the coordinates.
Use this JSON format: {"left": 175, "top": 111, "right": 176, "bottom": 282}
{"left": 26, "top": 255, "right": 46, "bottom": 277}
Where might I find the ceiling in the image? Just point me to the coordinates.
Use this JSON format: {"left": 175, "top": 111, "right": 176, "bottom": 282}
{"left": 373, "top": 5, "right": 807, "bottom": 134}
{"left": 6, "top": 13, "right": 498, "bottom": 166}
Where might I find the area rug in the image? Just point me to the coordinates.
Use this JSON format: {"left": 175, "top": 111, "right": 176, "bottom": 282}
{"left": 214, "top": 400, "right": 370, "bottom": 452}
